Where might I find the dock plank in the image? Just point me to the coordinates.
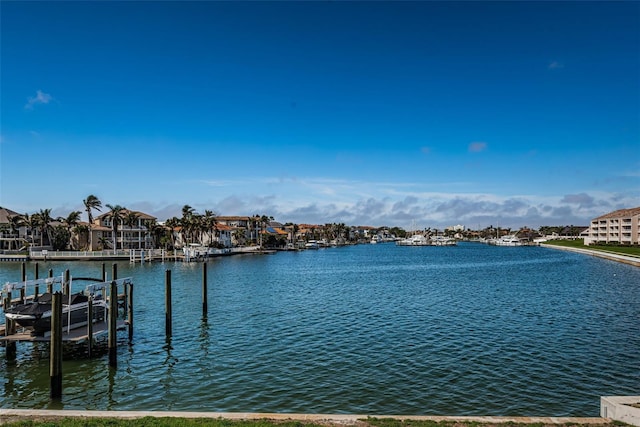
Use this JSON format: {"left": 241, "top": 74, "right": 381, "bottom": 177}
{"left": 0, "top": 320, "right": 127, "bottom": 343}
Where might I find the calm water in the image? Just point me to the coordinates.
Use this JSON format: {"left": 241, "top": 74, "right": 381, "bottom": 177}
{"left": 0, "top": 243, "right": 638, "bottom": 416}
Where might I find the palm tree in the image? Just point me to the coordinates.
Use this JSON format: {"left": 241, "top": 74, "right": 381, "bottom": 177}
{"left": 146, "top": 219, "right": 165, "bottom": 249}
{"left": 35, "top": 208, "right": 53, "bottom": 247}
{"left": 165, "top": 217, "right": 180, "bottom": 250}
{"left": 6, "top": 214, "right": 25, "bottom": 251}
{"left": 58, "top": 210, "right": 81, "bottom": 250}
{"left": 72, "top": 224, "right": 89, "bottom": 250}
{"left": 180, "top": 205, "right": 196, "bottom": 245}
{"left": 83, "top": 195, "right": 102, "bottom": 251}
{"left": 203, "top": 210, "right": 217, "bottom": 246}
{"left": 97, "top": 236, "right": 108, "bottom": 251}
{"left": 124, "top": 210, "right": 139, "bottom": 249}
{"left": 22, "top": 213, "right": 38, "bottom": 247}
{"left": 105, "top": 204, "right": 125, "bottom": 253}
{"left": 258, "top": 215, "right": 273, "bottom": 247}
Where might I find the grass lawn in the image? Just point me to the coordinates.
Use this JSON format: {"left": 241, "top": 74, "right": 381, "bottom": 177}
{"left": 0, "top": 418, "right": 626, "bottom": 427}
{"left": 543, "top": 239, "right": 640, "bottom": 257}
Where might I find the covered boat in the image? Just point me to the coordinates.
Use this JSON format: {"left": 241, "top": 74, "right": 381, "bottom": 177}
{"left": 4, "top": 292, "right": 108, "bottom": 336}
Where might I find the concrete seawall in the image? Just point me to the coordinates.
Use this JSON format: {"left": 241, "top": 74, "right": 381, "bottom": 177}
{"left": 0, "top": 409, "right": 612, "bottom": 425}
{"left": 541, "top": 244, "right": 640, "bottom": 267}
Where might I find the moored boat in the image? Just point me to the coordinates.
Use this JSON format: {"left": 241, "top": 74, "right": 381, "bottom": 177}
{"left": 489, "top": 235, "right": 523, "bottom": 246}
{"left": 396, "top": 234, "right": 430, "bottom": 246}
{"left": 4, "top": 291, "right": 108, "bottom": 336}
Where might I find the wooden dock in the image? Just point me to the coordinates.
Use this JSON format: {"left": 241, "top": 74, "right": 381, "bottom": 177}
{"left": 0, "top": 320, "right": 127, "bottom": 343}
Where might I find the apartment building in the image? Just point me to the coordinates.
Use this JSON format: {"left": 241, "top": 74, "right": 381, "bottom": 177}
{"left": 584, "top": 206, "right": 640, "bottom": 246}
{"left": 92, "top": 209, "right": 156, "bottom": 250}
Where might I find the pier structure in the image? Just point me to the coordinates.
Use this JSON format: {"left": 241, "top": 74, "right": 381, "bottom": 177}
{"left": 1, "top": 270, "right": 133, "bottom": 350}
{"left": 1, "top": 265, "right": 134, "bottom": 398}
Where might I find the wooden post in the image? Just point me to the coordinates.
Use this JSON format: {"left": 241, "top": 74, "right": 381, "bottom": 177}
{"left": 20, "top": 262, "right": 26, "bottom": 303}
{"left": 127, "top": 283, "right": 134, "bottom": 343}
{"left": 123, "top": 279, "right": 129, "bottom": 316}
{"left": 5, "top": 296, "right": 17, "bottom": 360}
{"left": 47, "top": 269, "right": 53, "bottom": 293}
{"left": 101, "top": 263, "right": 106, "bottom": 282}
{"left": 50, "top": 292, "right": 63, "bottom": 399}
{"left": 87, "top": 295, "right": 94, "bottom": 358}
{"left": 202, "top": 263, "right": 208, "bottom": 318}
{"left": 64, "top": 270, "right": 70, "bottom": 295}
{"left": 34, "top": 263, "right": 39, "bottom": 298}
{"left": 112, "top": 263, "right": 118, "bottom": 281}
{"left": 165, "top": 270, "right": 172, "bottom": 339}
{"left": 108, "top": 280, "right": 117, "bottom": 368}
{"left": 5, "top": 320, "right": 16, "bottom": 361}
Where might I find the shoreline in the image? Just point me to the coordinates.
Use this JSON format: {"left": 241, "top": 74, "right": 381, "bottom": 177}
{"left": 540, "top": 243, "right": 640, "bottom": 267}
{"left": 0, "top": 409, "right": 613, "bottom": 425}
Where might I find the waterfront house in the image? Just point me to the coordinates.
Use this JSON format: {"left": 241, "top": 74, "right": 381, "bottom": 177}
{"left": 91, "top": 209, "right": 156, "bottom": 250}
{"left": 216, "top": 216, "right": 260, "bottom": 244}
{"left": 584, "top": 206, "right": 640, "bottom": 245}
{"left": 0, "top": 206, "right": 28, "bottom": 252}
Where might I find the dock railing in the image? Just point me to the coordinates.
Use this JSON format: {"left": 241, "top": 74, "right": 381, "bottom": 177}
{"left": 29, "top": 249, "right": 166, "bottom": 261}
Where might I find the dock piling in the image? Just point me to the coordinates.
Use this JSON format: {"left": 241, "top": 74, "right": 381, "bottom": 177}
{"left": 127, "top": 283, "right": 134, "bottom": 343}
{"left": 5, "top": 314, "right": 17, "bottom": 361}
{"left": 87, "top": 295, "right": 94, "bottom": 358}
{"left": 47, "top": 269, "right": 53, "bottom": 293}
{"left": 34, "top": 263, "right": 39, "bottom": 297}
{"left": 202, "top": 263, "right": 208, "bottom": 318}
{"left": 165, "top": 270, "right": 172, "bottom": 339}
{"left": 108, "top": 280, "right": 118, "bottom": 368}
{"left": 50, "top": 292, "right": 63, "bottom": 399}
{"left": 64, "top": 270, "right": 70, "bottom": 295}
{"left": 102, "top": 263, "right": 106, "bottom": 282}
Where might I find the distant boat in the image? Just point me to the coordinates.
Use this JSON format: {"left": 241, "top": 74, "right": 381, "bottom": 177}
{"left": 489, "top": 235, "right": 523, "bottom": 246}
{"left": 305, "top": 240, "right": 319, "bottom": 249}
{"left": 430, "top": 236, "right": 457, "bottom": 246}
{"left": 4, "top": 291, "right": 108, "bottom": 336}
{"left": 396, "top": 234, "right": 430, "bottom": 246}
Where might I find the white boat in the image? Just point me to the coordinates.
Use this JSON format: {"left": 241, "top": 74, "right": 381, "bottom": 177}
{"left": 305, "top": 240, "right": 319, "bottom": 249}
{"left": 490, "top": 235, "right": 523, "bottom": 246}
{"left": 5, "top": 290, "right": 109, "bottom": 336}
{"left": 183, "top": 243, "right": 209, "bottom": 258}
{"left": 430, "top": 236, "right": 457, "bottom": 246}
{"left": 396, "top": 234, "right": 430, "bottom": 246}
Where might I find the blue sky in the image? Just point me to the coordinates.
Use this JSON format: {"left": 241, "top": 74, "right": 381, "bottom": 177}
{"left": 1, "top": 1, "right": 638, "bottom": 229}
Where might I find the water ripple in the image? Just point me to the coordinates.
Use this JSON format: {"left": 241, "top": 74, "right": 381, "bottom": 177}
{"left": 0, "top": 243, "right": 639, "bottom": 415}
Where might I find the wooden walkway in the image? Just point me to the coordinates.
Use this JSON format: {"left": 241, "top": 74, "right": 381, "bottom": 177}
{"left": 0, "top": 320, "right": 127, "bottom": 343}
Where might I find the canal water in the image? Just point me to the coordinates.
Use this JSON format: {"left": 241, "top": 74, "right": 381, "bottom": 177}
{"left": 0, "top": 242, "right": 638, "bottom": 416}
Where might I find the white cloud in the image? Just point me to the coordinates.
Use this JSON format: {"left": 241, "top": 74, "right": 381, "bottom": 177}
{"left": 45, "top": 175, "right": 638, "bottom": 231}
{"left": 25, "top": 90, "right": 53, "bottom": 109}
{"left": 468, "top": 141, "right": 487, "bottom": 153}
{"left": 548, "top": 61, "right": 564, "bottom": 70}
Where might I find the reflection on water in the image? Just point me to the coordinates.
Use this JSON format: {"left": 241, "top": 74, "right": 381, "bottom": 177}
{"left": 0, "top": 243, "right": 639, "bottom": 416}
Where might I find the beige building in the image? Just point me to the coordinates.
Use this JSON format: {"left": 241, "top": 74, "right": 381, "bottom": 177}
{"left": 584, "top": 206, "right": 640, "bottom": 246}
{"left": 90, "top": 209, "right": 157, "bottom": 250}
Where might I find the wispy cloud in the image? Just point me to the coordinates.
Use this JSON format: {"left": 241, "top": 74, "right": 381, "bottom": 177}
{"left": 25, "top": 90, "right": 53, "bottom": 109}
{"left": 548, "top": 61, "right": 564, "bottom": 70}
{"left": 421, "top": 146, "right": 431, "bottom": 155}
{"left": 561, "top": 193, "right": 595, "bottom": 208}
{"left": 468, "top": 141, "right": 487, "bottom": 153}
